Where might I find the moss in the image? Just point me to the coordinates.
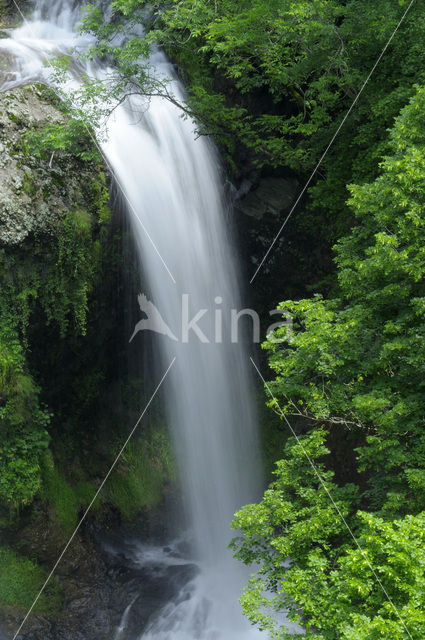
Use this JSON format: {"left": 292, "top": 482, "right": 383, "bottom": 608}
{"left": 73, "top": 480, "right": 104, "bottom": 516}
{"left": 38, "top": 451, "right": 108, "bottom": 535}
{"left": 108, "top": 472, "right": 146, "bottom": 521}
{"left": 20, "top": 173, "right": 37, "bottom": 197}
{"left": 0, "top": 546, "right": 63, "bottom": 613}
{"left": 41, "top": 455, "right": 78, "bottom": 536}
{"left": 7, "top": 112, "right": 23, "bottom": 125}
{"left": 108, "top": 428, "right": 175, "bottom": 521}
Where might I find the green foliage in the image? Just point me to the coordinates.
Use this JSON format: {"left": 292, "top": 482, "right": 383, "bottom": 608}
{"left": 24, "top": 118, "right": 100, "bottom": 163}
{"left": 40, "top": 454, "right": 78, "bottom": 536}
{"left": 0, "top": 317, "right": 50, "bottom": 513}
{"left": 0, "top": 87, "right": 111, "bottom": 519}
{"left": 0, "top": 204, "right": 103, "bottom": 338}
{"left": 11, "top": 112, "right": 111, "bottom": 337}
{"left": 108, "top": 428, "right": 175, "bottom": 520}
{"left": 234, "top": 84, "right": 425, "bottom": 637}
{"left": 53, "top": 208, "right": 95, "bottom": 334}
{"left": 77, "top": 0, "right": 425, "bottom": 214}
{"left": 232, "top": 433, "right": 425, "bottom": 639}
{"left": 265, "top": 85, "right": 425, "bottom": 516}
{"left": 0, "top": 546, "right": 63, "bottom": 613}
{"left": 161, "top": 0, "right": 425, "bottom": 194}
{"left": 73, "top": 479, "right": 104, "bottom": 514}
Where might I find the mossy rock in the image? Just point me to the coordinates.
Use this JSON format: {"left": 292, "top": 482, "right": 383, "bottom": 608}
{"left": 0, "top": 85, "right": 107, "bottom": 245}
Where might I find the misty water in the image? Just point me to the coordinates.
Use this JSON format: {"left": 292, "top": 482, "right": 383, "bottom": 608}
{"left": 0, "top": 2, "right": 271, "bottom": 638}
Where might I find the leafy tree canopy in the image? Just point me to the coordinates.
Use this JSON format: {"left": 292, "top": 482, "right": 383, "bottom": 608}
{"left": 231, "top": 83, "right": 425, "bottom": 638}
{"left": 77, "top": 0, "right": 425, "bottom": 214}
{"left": 232, "top": 431, "right": 425, "bottom": 640}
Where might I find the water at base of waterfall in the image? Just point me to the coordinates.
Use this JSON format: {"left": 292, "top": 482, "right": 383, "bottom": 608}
{"left": 105, "top": 538, "right": 269, "bottom": 640}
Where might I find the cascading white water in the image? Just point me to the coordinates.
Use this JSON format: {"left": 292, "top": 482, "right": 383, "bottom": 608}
{"left": 104, "top": 53, "right": 264, "bottom": 640}
{"left": 1, "top": 2, "right": 266, "bottom": 638}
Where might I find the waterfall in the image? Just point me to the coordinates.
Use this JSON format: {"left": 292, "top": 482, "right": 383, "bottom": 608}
{"left": 0, "top": 2, "right": 264, "bottom": 638}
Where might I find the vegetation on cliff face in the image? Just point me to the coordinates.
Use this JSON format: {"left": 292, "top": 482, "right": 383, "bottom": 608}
{"left": 108, "top": 427, "right": 176, "bottom": 520}
{"left": 0, "top": 82, "right": 113, "bottom": 618}
{"left": 0, "top": 80, "right": 175, "bottom": 511}
{"left": 0, "top": 85, "right": 109, "bottom": 519}
{"left": 0, "top": 546, "right": 63, "bottom": 614}
{"left": 0, "top": 319, "right": 50, "bottom": 514}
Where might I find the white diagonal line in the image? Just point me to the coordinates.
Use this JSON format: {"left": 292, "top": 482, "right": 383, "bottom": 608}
{"left": 12, "top": 357, "right": 176, "bottom": 640}
{"left": 250, "top": 356, "right": 413, "bottom": 640}
{"left": 8, "top": 0, "right": 176, "bottom": 284}
{"left": 250, "top": 0, "right": 416, "bottom": 284}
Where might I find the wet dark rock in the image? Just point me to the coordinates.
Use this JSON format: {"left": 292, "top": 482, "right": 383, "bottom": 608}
{"left": 0, "top": 0, "right": 32, "bottom": 29}
{"left": 0, "top": 512, "right": 197, "bottom": 640}
{"left": 235, "top": 176, "right": 299, "bottom": 220}
{"left": 0, "top": 514, "right": 141, "bottom": 640}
